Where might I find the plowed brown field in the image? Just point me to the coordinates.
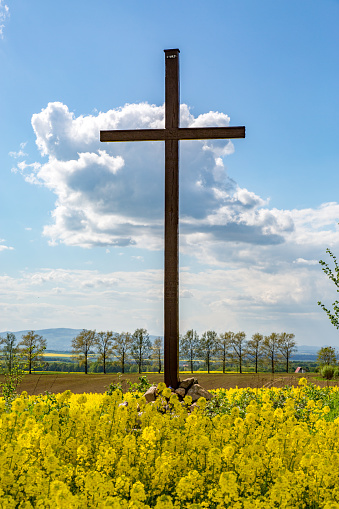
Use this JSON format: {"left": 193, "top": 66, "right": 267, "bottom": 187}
{"left": 1, "top": 371, "right": 335, "bottom": 396}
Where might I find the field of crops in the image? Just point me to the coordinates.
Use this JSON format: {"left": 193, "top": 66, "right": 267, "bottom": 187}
{"left": 1, "top": 378, "right": 339, "bottom": 507}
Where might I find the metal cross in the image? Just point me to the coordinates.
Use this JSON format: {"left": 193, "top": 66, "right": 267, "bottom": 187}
{"left": 100, "top": 49, "right": 245, "bottom": 389}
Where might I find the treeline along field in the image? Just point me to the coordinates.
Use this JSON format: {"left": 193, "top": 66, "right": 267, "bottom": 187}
{"left": 1, "top": 328, "right": 308, "bottom": 375}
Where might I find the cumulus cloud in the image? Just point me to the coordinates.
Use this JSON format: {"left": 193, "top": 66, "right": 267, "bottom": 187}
{"left": 11, "top": 100, "right": 339, "bottom": 305}
{"left": 13, "top": 101, "right": 296, "bottom": 253}
{"left": 0, "top": 1, "right": 9, "bottom": 39}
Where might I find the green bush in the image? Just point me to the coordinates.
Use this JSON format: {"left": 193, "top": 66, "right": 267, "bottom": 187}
{"left": 333, "top": 367, "right": 339, "bottom": 379}
{"left": 321, "top": 365, "right": 336, "bottom": 380}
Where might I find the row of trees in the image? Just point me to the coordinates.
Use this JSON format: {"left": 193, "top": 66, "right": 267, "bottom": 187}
{"left": 71, "top": 328, "right": 297, "bottom": 374}
{"left": 0, "top": 328, "right": 297, "bottom": 375}
{"left": 0, "top": 331, "right": 46, "bottom": 374}
{"left": 180, "top": 330, "right": 297, "bottom": 374}
{"left": 0, "top": 328, "right": 155, "bottom": 375}
{"left": 71, "top": 328, "right": 157, "bottom": 374}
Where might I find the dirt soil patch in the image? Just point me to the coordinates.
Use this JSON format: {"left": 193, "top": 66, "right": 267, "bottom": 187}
{"left": 0, "top": 371, "right": 335, "bottom": 396}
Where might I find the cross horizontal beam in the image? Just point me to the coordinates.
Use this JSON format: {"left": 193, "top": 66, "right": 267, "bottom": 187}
{"left": 100, "top": 126, "right": 245, "bottom": 142}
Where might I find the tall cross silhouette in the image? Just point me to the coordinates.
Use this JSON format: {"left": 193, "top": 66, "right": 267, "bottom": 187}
{"left": 100, "top": 49, "right": 245, "bottom": 388}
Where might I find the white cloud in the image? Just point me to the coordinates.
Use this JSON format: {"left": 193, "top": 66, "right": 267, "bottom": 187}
{"left": 15, "top": 101, "right": 294, "bottom": 252}
{"left": 0, "top": 268, "right": 163, "bottom": 333}
{"left": 0, "top": 264, "right": 336, "bottom": 346}
{"left": 293, "top": 258, "right": 318, "bottom": 266}
{"left": 9, "top": 142, "right": 28, "bottom": 159}
{"left": 0, "top": 241, "right": 13, "bottom": 251}
{"left": 0, "top": 1, "right": 9, "bottom": 39}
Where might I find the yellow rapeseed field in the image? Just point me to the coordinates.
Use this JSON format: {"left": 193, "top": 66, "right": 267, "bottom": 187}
{"left": 1, "top": 379, "right": 339, "bottom": 508}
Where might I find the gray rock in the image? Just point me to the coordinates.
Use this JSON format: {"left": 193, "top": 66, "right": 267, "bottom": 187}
{"left": 186, "top": 383, "right": 212, "bottom": 402}
{"left": 143, "top": 385, "right": 158, "bottom": 403}
{"left": 179, "top": 377, "right": 195, "bottom": 390}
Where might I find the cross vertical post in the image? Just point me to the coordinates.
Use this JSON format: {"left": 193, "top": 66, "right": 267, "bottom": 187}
{"left": 164, "top": 49, "right": 180, "bottom": 389}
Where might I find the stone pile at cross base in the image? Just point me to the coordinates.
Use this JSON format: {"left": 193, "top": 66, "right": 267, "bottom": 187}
{"left": 143, "top": 377, "right": 212, "bottom": 409}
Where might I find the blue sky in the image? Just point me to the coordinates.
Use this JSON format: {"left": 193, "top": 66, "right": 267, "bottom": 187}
{"left": 0, "top": 0, "right": 339, "bottom": 347}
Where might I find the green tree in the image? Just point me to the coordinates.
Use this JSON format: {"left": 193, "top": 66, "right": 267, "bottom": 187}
{"left": 263, "top": 333, "right": 281, "bottom": 373}
{"left": 278, "top": 332, "right": 297, "bottom": 373}
{"left": 180, "top": 329, "right": 199, "bottom": 373}
{"left": 318, "top": 249, "right": 339, "bottom": 329}
{"left": 216, "top": 331, "right": 233, "bottom": 373}
{"left": 230, "top": 331, "right": 247, "bottom": 374}
{"left": 113, "top": 332, "right": 132, "bottom": 373}
{"left": 71, "top": 329, "right": 96, "bottom": 374}
{"left": 317, "top": 346, "right": 337, "bottom": 366}
{"left": 151, "top": 337, "right": 163, "bottom": 374}
{"left": 198, "top": 330, "right": 218, "bottom": 374}
{"left": 246, "top": 333, "right": 264, "bottom": 373}
{"left": 95, "top": 331, "right": 114, "bottom": 374}
{"left": 0, "top": 333, "right": 19, "bottom": 373}
{"left": 130, "top": 328, "right": 152, "bottom": 374}
{"left": 19, "top": 331, "right": 47, "bottom": 374}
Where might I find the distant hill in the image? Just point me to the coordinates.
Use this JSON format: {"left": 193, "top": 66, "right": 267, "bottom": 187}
{"left": 297, "top": 345, "right": 323, "bottom": 354}
{"left": 293, "top": 344, "right": 324, "bottom": 362}
{"left": 0, "top": 328, "right": 162, "bottom": 351}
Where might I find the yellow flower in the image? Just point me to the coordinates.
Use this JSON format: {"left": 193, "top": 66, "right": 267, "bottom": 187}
{"left": 154, "top": 495, "right": 174, "bottom": 508}
{"left": 176, "top": 470, "right": 203, "bottom": 502}
{"left": 274, "top": 408, "right": 284, "bottom": 420}
{"left": 142, "top": 426, "right": 157, "bottom": 443}
{"left": 222, "top": 445, "right": 235, "bottom": 462}
{"left": 77, "top": 444, "right": 88, "bottom": 460}
{"left": 307, "top": 399, "right": 316, "bottom": 409}
{"left": 231, "top": 406, "right": 240, "bottom": 418}
{"left": 130, "top": 481, "right": 146, "bottom": 502}
{"left": 183, "top": 395, "right": 192, "bottom": 406}
{"left": 245, "top": 412, "right": 256, "bottom": 424}
{"left": 234, "top": 417, "right": 244, "bottom": 428}
{"left": 162, "top": 388, "right": 172, "bottom": 399}
{"left": 76, "top": 394, "right": 87, "bottom": 405}
{"left": 115, "top": 475, "right": 131, "bottom": 497}
{"left": 12, "top": 398, "right": 25, "bottom": 413}
{"left": 157, "top": 382, "right": 166, "bottom": 392}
